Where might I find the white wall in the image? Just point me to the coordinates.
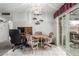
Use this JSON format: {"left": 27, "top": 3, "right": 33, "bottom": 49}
{"left": 12, "top": 11, "right": 56, "bottom": 36}
{"left": 31, "top": 12, "right": 56, "bottom": 35}
{"left": 12, "top": 11, "right": 30, "bottom": 29}
{"left": 0, "top": 22, "right": 9, "bottom": 43}
{"left": 0, "top": 13, "right": 13, "bottom": 43}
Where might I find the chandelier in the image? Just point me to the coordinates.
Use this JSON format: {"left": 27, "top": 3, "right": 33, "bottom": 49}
{"left": 32, "top": 4, "right": 44, "bottom": 25}
{"left": 32, "top": 4, "right": 42, "bottom": 14}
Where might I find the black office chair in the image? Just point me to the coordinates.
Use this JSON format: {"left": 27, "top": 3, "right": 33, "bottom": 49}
{"left": 18, "top": 27, "right": 31, "bottom": 47}
{"left": 9, "top": 29, "right": 24, "bottom": 52}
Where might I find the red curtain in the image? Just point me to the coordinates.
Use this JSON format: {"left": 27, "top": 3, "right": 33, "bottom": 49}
{"left": 54, "top": 3, "right": 77, "bottom": 18}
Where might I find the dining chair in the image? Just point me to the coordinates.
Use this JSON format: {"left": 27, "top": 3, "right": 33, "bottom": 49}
{"left": 44, "top": 38, "right": 52, "bottom": 48}
{"left": 43, "top": 32, "right": 54, "bottom": 48}
{"left": 26, "top": 34, "right": 39, "bottom": 50}
{"left": 34, "top": 32, "right": 42, "bottom": 35}
{"left": 48, "top": 32, "right": 56, "bottom": 44}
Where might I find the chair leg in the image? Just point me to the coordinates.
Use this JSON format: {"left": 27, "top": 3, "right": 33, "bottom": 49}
{"left": 11, "top": 45, "right": 14, "bottom": 49}
{"left": 12, "top": 46, "right": 19, "bottom": 52}
{"left": 9, "top": 42, "right": 13, "bottom": 48}
{"left": 12, "top": 46, "right": 16, "bottom": 52}
{"left": 31, "top": 45, "right": 34, "bottom": 54}
{"left": 48, "top": 43, "right": 52, "bottom": 47}
{"left": 44, "top": 43, "right": 52, "bottom": 48}
{"left": 36, "top": 44, "right": 38, "bottom": 49}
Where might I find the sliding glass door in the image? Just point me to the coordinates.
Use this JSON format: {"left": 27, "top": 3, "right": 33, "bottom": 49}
{"left": 58, "top": 7, "right": 79, "bottom": 55}
{"left": 58, "top": 14, "right": 71, "bottom": 55}
{"left": 69, "top": 8, "right": 79, "bottom": 56}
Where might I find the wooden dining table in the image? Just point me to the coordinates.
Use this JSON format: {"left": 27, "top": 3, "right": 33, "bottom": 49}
{"left": 32, "top": 34, "right": 49, "bottom": 47}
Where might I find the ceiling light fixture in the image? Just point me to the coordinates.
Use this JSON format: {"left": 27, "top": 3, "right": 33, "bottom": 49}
{"left": 32, "top": 4, "right": 42, "bottom": 14}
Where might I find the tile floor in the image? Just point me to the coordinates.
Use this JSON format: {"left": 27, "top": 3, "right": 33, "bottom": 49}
{"left": 0, "top": 40, "right": 11, "bottom": 56}
{"left": 3, "top": 45, "right": 67, "bottom": 56}
{"left": 67, "top": 46, "right": 79, "bottom": 56}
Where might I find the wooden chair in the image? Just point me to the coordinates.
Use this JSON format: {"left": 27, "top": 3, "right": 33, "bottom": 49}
{"left": 34, "top": 32, "right": 42, "bottom": 35}
{"left": 43, "top": 32, "right": 54, "bottom": 48}
{"left": 26, "top": 34, "right": 39, "bottom": 50}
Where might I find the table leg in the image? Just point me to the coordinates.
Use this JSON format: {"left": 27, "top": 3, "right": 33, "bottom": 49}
{"left": 41, "top": 37, "right": 42, "bottom": 48}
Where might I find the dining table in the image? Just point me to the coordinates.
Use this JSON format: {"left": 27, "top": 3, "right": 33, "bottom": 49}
{"left": 32, "top": 34, "right": 49, "bottom": 47}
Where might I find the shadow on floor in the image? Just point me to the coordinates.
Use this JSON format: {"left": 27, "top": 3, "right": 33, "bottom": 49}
{"left": 0, "top": 41, "right": 11, "bottom": 56}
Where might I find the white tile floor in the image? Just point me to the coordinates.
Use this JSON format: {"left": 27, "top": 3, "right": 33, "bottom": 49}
{"left": 0, "top": 41, "right": 11, "bottom": 56}
{"left": 67, "top": 46, "right": 79, "bottom": 56}
{"left": 3, "top": 45, "right": 67, "bottom": 56}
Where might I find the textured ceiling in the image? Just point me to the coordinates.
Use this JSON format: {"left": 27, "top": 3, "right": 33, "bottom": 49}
{"left": 0, "top": 3, "right": 63, "bottom": 14}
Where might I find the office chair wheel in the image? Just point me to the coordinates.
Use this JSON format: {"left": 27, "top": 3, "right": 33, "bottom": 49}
{"left": 19, "top": 45, "right": 23, "bottom": 50}
{"left": 11, "top": 46, "right": 14, "bottom": 49}
{"left": 13, "top": 49, "right": 15, "bottom": 52}
{"left": 20, "top": 47, "right": 23, "bottom": 49}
